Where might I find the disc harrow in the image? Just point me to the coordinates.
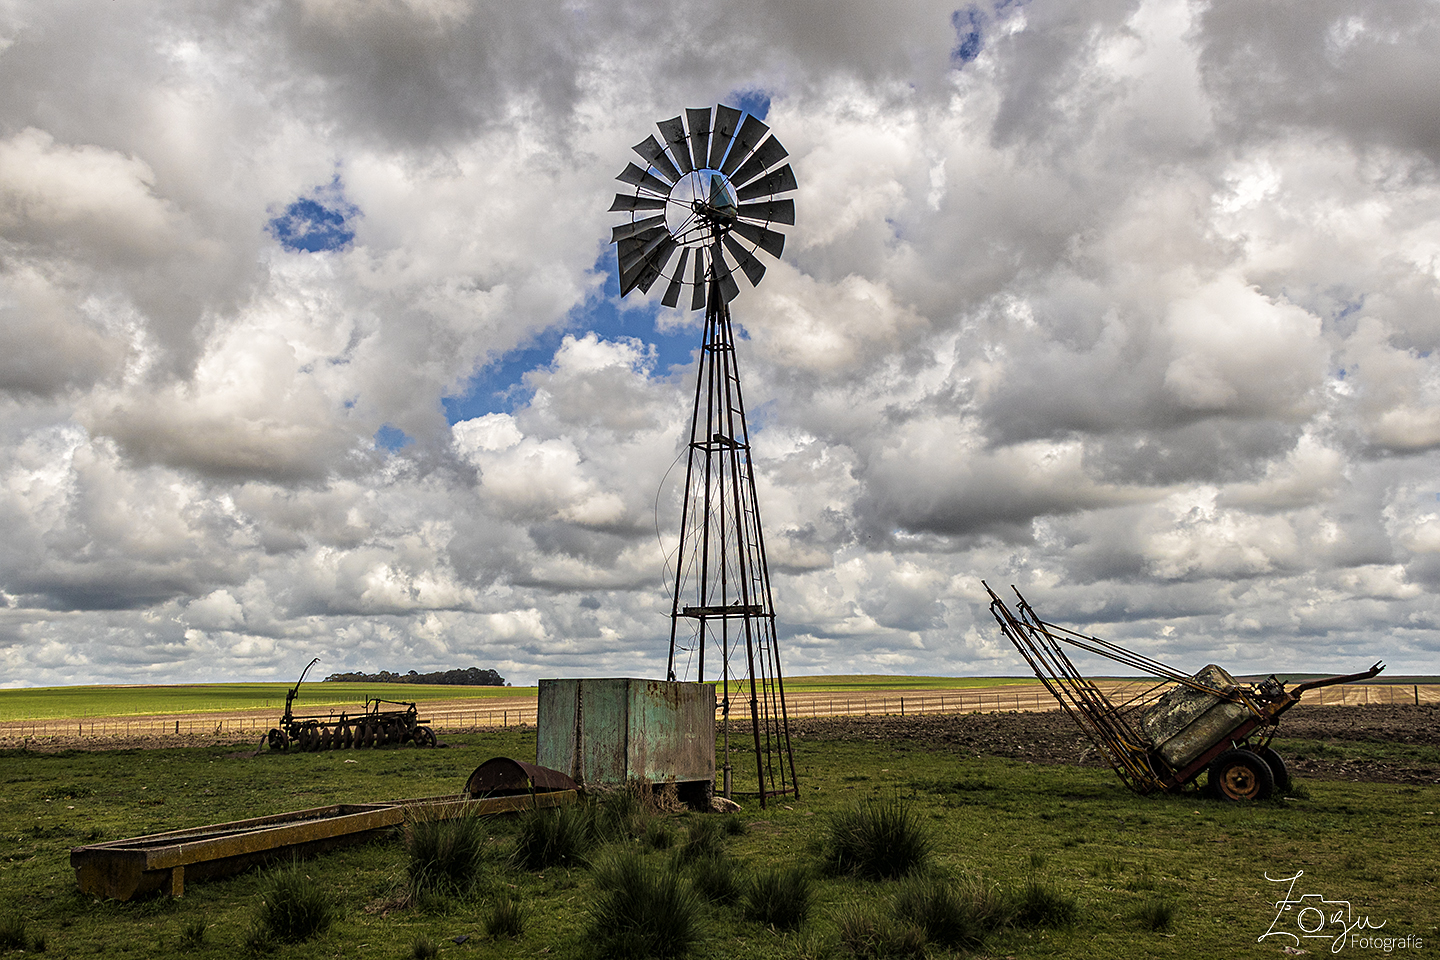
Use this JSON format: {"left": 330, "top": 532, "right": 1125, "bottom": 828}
{"left": 266, "top": 658, "right": 438, "bottom": 752}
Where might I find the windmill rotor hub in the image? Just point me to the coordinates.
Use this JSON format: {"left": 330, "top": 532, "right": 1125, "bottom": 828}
{"left": 609, "top": 103, "right": 795, "bottom": 309}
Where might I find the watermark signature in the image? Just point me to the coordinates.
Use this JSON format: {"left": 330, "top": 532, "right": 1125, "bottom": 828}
{"left": 1259, "top": 871, "right": 1422, "bottom": 954}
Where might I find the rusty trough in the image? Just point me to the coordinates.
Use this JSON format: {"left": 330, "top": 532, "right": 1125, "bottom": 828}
{"left": 70, "top": 760, "right": 577, "bottom": 901}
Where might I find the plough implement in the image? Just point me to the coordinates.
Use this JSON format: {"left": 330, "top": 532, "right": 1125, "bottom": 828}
{"left": 266, "top": 658, "right": 437, "bottom": 751}
{"left": 984, "top": 582, "right": 1384, "bottom": 800}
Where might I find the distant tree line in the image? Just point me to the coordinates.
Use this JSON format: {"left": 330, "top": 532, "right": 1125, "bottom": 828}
{"left": 322, "top": 667, "right": 507, "bottom": 686}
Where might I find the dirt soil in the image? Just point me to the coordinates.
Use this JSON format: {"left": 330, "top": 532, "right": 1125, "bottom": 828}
{"left": 790, "top": 703, "right": 1440, "bottom": 786}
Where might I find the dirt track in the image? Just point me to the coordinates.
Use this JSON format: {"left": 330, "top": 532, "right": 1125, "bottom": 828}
{"left": 789, "top": 703, "right": 1440, "bottom": 786}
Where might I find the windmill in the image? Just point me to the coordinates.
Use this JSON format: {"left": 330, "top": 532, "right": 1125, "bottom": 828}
{"left": 609, "top": 104, "right": 799, "bottom": 805}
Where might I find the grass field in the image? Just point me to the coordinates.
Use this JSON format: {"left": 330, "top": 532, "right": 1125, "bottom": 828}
{"left": 0, "top": 682, "right": 530, "bottom": 722}
{"left": 1, "top": 725, "right": 1435, "bottom": 959}
{"left": 0, "top": 677, "right": 1038, "bottom": 723}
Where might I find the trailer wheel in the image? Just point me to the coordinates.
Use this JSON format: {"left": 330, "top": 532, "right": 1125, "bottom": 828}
{"left": 1254, "top": 746, "right": 1291, "bottom": 794}
{"left": 267, "top": 728, "right": 289, "bottom": 752}
{"left": 415, "top": 726, "right": 437, "bottom": 748}
{"left": 1208, "top": 749, "right": 1275, "bottom": 801}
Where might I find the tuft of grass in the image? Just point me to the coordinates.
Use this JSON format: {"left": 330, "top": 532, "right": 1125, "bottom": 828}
{"left": 485, "top": 894, "right": 527, "bottom": 940}
{"left": 597, "top": 790, "right": 649, "bottom": 842}
{"left": 249, "top": 860, "right": 339, "bottom": 945}
{"left": 513, "top": 803, "right": 596, "bottom": 870}
{"left": 0, "top": 913, "right": 26, "bottom": 950}
{"left": 180, "top": 918, "right": 207, "bottom": 950}
{"left": 821, "top": 797, "right": 933, "bottom": 880}
{"left": 29, "top": 931, "right": 46, "bottom": 953}
{"left": 678, "top": 815, "right": 726, "bottom": 863}
{"left": 1010, "top": 876, "right": 1079, "bottom": 929}
{"left": 410, "top": 934, "right": 439, "bottom": 959}
{"left": 832, "top": 902, "right": 927, "bottom": 959}
{"left": 642, "top": 818, "right": 675, "bottom": 851}
{"left": 406, "top": 811, "right": 488, "bottom": 896}
{"left": 723, "top": 813, "right": 748, "bottom": 836}
{"left": 1132, "top": 896, "right": 1176, "bottom": 932}
{"left": 587, "top": 848, "right": 704, "bottom": 958}
{"left": 742, "top": 864, "right": 814, "bottom": 930}
{"left": 891, "top": 874, "right": 981, "bottom": 949}
{"left": 689, "top": 854, "right": 745, "bottom": 905}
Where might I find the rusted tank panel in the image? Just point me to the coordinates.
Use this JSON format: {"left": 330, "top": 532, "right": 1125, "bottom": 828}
{"left": 1140, "top": 664, "right": 1251, "bottom": 769}
{"left": 536, "top": 678, "right": 715, "bottom": 788}
{"left": 466, "top": 757, "right": 578, "bottom": 796}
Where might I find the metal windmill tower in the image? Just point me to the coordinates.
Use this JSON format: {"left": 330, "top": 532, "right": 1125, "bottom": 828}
{"left": 608, "top": 104, "right": 799, "bottom": 805}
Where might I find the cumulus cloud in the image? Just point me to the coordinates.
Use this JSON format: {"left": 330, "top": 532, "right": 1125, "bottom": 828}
{"left": 2, "top": 0, "right": 1439, "bottom": 687}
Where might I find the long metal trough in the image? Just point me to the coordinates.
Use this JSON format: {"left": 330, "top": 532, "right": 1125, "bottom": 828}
{"left": 71, "top": 762, "right": 578, "bottom": 901}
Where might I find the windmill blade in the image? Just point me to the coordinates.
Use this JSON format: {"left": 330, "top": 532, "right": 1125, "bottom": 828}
{"left": 657, "top": 116, "right": 693, "bottom": 176}
{"left": 691, "top": 245, "right": 707, "bottom": 310}
{"left": 618, "top": 226, "right": 668, "bottom": 273}
{"left": 661, "top": 247, "right": 690, "bottom": 308}
{"left": 719, "top": 114, "right": 770, "bottom": 177}
{"left": 723, "top": 233, "right": 766, "bottom": 287}
{"left": 618, "top": 162, "right": 673, "bottom": 197}
{"left": 729, "top": 136, "right": 789, "bottom": 191}
{"left": 632, "top": 135, "right": 681, "bottom": 184}
{"left": 737, "top": 197, "right": 795, "bottom": 225}
{"left": 709, "top": 105, "right": 742, "bottom": 170}
{"left": 735, "top": 163, "right": 797, "bottom": 202}
{"left": 636, "top": 237, "right": 678, "bottom": 294}
{"left": 609, "top": 193, "right": 668, "bottom": 213}
{"left": 731, "top": 220, "right": 786, "bottom": 259}
{"left": 685, "top": 108, "right": 711, "bottom": 172}
{"left": 611, "top": 213, "right": 667, "bottom": 244}
{"left": 619, "top": 230, "right": 672, "bottom": 294}
{"left": 712, "top": 245, "right": 741, "bottom": 302}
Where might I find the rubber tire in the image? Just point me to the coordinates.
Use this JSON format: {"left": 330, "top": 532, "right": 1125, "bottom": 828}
{"left": 1208, "top": 748, "right": 1275, "bottom": 801}
{"left": 1254, "top": 745, "right": 1291, "bottom": 795}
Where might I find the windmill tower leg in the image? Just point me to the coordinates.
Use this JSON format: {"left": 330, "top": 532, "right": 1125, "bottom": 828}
{"left": 667, "top": 257, "right": 799, "bottom": 807}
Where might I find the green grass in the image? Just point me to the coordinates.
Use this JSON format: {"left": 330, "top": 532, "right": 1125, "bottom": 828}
{"left": 0, "top": 681, "right": 533, "bottom": 721}
{"left": 1, "top": 725, "right": 1438, "bottom": 958}
{"left": 0, "top": 676, "right": 1048, "bottom": 722}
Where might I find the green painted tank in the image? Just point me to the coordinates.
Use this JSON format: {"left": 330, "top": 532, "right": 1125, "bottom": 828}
{"left": 536, "top": 678, "right": 715, "bottom": 796}
{"left": 1139, "top": 664, "right": 1253, "bottom": 769}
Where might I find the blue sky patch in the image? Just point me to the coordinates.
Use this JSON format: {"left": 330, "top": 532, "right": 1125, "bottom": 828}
{"left": 952, "top": 7, "right": 985, "bottom": 63}
{"left": 442, "top": 254, "right": 701, "bottom": 424}
{"left": 374, "top": 425, "right": 413, "bottom": 451}
{"left": 729, "top": 90, "right": 771, "bottom": 121}
{"left": 269, "top": 178, "right": 359, "bottom": 253}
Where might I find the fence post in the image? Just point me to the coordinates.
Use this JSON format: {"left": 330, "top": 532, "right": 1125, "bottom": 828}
{"left": 900, "top": 697, "right": 905, "bottom": 716}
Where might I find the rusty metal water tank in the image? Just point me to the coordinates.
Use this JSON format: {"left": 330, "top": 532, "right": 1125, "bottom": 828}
{"left": 536, "top": 678, "right": 715, "bottom": 795}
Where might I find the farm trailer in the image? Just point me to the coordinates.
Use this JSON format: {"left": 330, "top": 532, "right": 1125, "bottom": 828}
{"left": 984, "top": 582, "right": 1384, "bottom": 801}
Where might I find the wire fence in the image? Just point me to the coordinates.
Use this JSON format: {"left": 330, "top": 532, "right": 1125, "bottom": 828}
{"left": 2, "top": 683, "right": 1435, "bottom": 745}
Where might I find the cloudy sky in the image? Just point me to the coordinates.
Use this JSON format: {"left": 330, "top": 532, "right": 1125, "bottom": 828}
{"left": 2, "top": 0, "right": 1438, "bottom": 688}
